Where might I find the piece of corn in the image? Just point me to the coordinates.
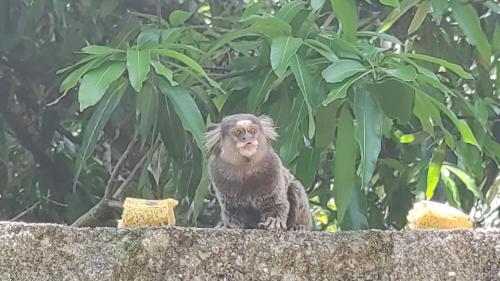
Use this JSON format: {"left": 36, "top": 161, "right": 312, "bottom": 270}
{"left": 407, "top": 200, "right": 473, "bottom": 230}
{"left": 117, "top": 197, "right": 178, "bottom": 228}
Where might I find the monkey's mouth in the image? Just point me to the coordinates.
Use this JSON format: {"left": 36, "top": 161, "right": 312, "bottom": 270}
{"left": 237, "top": 141, "right": 259, "bottom": 157}
{"left": 237, "top": 140, "right": 258, "bottom": 149}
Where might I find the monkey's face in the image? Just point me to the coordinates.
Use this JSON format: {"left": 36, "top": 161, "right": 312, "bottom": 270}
{"left": 204, "top": 113, "right": 278, "bottom": 162}
{"left": 229, "top": 120, "right": 260, "bottom": 158}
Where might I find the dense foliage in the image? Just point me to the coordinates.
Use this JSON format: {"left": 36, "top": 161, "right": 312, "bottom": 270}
{"left": 0, "top": 0, "right": 499, "bottom": 230}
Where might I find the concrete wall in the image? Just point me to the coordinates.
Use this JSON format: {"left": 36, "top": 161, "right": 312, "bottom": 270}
{"left": 0, "top": 222, "right": 498, "bottom": 281}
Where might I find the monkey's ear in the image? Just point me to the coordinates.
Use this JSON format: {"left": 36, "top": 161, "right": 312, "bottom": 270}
{"left": 203, "top": 123, "right": 222, "bottom": 153}
{"left": 258, "top": 114, "right": 278, "bottom": 141}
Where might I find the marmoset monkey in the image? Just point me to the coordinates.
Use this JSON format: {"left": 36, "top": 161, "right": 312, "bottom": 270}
{"left": 204, "top": 114, "right": 312, "bottom": 231}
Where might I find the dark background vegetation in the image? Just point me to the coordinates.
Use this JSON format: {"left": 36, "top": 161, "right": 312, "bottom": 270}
{"left": 0, "top": 0, "right": 499, "bottom": 230}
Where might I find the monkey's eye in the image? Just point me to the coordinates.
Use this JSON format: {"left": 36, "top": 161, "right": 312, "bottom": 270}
{"left": 232, "top": 128, "right": 242, "bottom": 136}
{"left": 248, "top": 127, "right": 257, "bottom": 134}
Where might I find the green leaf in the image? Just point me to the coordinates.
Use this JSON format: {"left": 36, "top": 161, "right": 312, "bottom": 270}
{"left": 497, "top": 62, "right": 500, "bottom": 91}
{"left": 485, "top": 1, "right": 500, "bottom": 13}
{"left": 398, "top": 131, "right": 429, "bottom": 144}
{"left": 137, "top": 83, "right": 158, "bottom": 143}
{"left": 127, "top": 47, "right": 151, "bottom": 92}
{"left": 341, "top": 177, "right": 369, "bottom": 230}
{"left": 296, "top": 147, "right": 321, "bottom": 188}
{"left": 441, "top": 167, "right": 461, "bottom": 207}
{"left": 357, "top": 31, "right": 403, "bottom": 45}
{"left": 156, "top": 49, "right": 205, "bottom": 75}
{"left": 270, "top": 36, "right": 303, "bottom": 76}
{"left": 159, "top": 81, "right": 205, "bottom": 150}
{"left": 109, "top": 16, "right": 142, "bottom": 49}
{"left": 426, "top": 142, "right": 445, "bottom": 199}
{"left": 379, "top": 0, "right": 420, "bottom": 32}
{"left": 370, "top": 79, "right": 415, "bottom": 124}
{"left": 59, "top": 58, "right": 105, "bottom": 93}
{"left": 431, "top": 0, "right": 448, "bottom": 23}
{"left": 442, "top": 164, "right": 484, "bottom": 200}
{"left": 161, "top": 28, "right": 183, "bottom": 44}
{"left": 279, "top": 95, "right": 307, "bottom": 165}
{"left": 472, "top": 98, "right": 489, "bottom": 128}
{"left": 155, "top": 49, "right": 220, "bottom": 90}
{"left": 413, "top": 91, "right": 442, "bottom": 134}
{"left": 169, "top": 10, "right": 191, "bottom": 27}
{"left": 266, "top": 91, "right": 292, "bottom": 131}
{"left": 247, "top": 68, "right": 277, "bottom": 112}
{"left": 407, "top": 1, "right": 431, "bottom": 34}
{"left": 188, "top": 160, "right": 210, "bottom": 225}
{"left": 290, "top": 55, "right": 318, "bottom": 138}
{"left": 491, "top": 20, "right": 500, "bottom": 57}
{"left": 329, "top": 35, "right": 363, "bottom": 58}
{"left": 382, "top": 65, "right": 417, "bottom": 81}
{"left": 164, "top": 43, "right": 205, "bottom": 55}
{"left": 242, "top": 1, "right": 266, "bottom": 17}
{"left": 322, "top": 71, "right": 371, "bottom": 106}
{"left": 56, "top": 55, "right": 101, "bottom": 75}
{"left": 81, "top": 45, "right": 121, "bottom": 55}
{"left": 450, "top": 1, "right": 492, "bottom": 68}
{"left": 203, "top": 17, "right": 290, "bottom": 64}
{"left": 78, "top": 62, "right": 127, "bottom": 111}
{"left": 333, "top": 105, "right": 357, "bottom": 225}
{"left": 303, "top": 39, "right": 338, "bottom": 62}
{"left": 151, "top": 60, "right": 178, "bottom": 86}
{"left": 203, "top": 28, "right": 258, "bottom": 62}
{"left": 73, "top": 79, "right": 127, "bottom": 191}
{"left": 322, "top": 60, "right": 366, "bottom": 83}
{"left": 158, "top": 96, "right": 187, "bottom": 162}
{"left": 137, "top": 28, "right": 160, "bottom": 49}
{"left": 275, "top": 1, "right": 306, "bottom": 23}
{"left": 294, "top": 10, "right": 319, "bottom": 39}
{"left": 403, "top": 54, "right": 473, "bottom": 79}
{"left": 483, "top": 131, "right": 500, "bottom": 165}
{"left": 353, "top": 85, "right": 383, "bottom": 188}
{"left": 314, "top": 101, "right": 341, "bottom": 148}
{"left": 243, "top": 15, "right": 292, "bottom": 37}
{"left": 379, "top": 0, "right": 400, "bottom": 8}
{"left": 330, "top": 0, "right": 358, "bottom": 41}
{"left": 456, "top": 141, "right": 483, "bottom": 179}
{"left": 176, "top": 152, "right": 203, "bottom": 199}
{"left": 428, "top": 96, "right": 479, "bottom": 147}
{"left": 416, "top": 74, "right": 453, "bottom": 95}
{"left": 312, "top": 0, "right": 326, "bottom": 12}
{"left": 442, "top": 128, "right": 456, "bottom": 149}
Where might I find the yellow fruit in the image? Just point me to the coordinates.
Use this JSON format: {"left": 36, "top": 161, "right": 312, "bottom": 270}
{"left": 407, "top": 201, "right": 473, "bottom": 229}
{"left": 117, "top": 197, "right": 178, "bottom": 228}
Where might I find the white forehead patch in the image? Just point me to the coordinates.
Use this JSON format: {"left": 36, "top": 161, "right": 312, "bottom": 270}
{"left": 236, "top": 120, "right": 253, "bottom": 127}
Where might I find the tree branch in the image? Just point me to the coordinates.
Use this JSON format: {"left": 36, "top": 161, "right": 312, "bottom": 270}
{"left": 71, "top": 140, "right": 149, "bottom": 227}
{"left": 70, "top": 199, "right": 111, "bottom": 227}
{"left": 9, "top": 201, "right": 41, "bottom": 222}
{"left": 104, "top": 131, "right": 139, "bottom": 198}
{"left": 112, "top": 152, "right": 148, "bottom": 199}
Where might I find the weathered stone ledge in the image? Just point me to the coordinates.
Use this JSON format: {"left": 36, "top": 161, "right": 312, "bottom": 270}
{"left": 0, "top": 222, "right": 499, "bottom": 281}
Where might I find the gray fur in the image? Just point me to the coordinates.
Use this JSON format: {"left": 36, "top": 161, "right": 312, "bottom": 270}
{"left": 204, "top": 113, "right": 312, "bottom": 231}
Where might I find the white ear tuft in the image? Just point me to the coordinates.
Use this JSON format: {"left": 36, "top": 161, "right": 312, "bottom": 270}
{"left": 258, "top": 114, "right": 278, "bottom": 141}
{"left": 203, "top": 123, "right": 221, "bottom": 153}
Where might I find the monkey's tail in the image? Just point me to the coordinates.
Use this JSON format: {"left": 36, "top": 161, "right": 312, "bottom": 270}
{"left": 286, "top": 178, "right": 314, "bottom": 231}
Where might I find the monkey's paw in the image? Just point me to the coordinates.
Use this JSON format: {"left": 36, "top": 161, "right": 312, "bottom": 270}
{"left": 288, "top": 225, "right": 308, "bottom": 231}
{"left": 258, "top": 217, "right": 286, "bottom": 231}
